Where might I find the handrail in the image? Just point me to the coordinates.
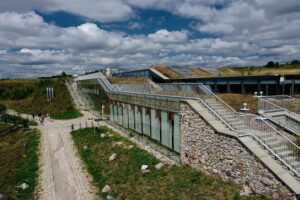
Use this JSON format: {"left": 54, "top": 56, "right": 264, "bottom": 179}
{"left": 198, "top": 83, "right": 239, "bottom": 114}
{"left": 239, "top": 133, "right": 300, "bottom": 177}
{"left": 258, "top": 97, "right": 286, "bottom": 111}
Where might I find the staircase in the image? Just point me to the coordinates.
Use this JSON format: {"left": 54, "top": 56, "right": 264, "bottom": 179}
{"left": 201, "top": 97, "right": 300, "bottom": 177}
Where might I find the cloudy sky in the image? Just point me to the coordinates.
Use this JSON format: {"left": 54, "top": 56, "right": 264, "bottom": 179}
{"left": 0, "top": 0, "right": 300, "bottom": 78}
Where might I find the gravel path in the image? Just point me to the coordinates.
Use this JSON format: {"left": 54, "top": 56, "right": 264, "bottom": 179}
{"left": 36, "top": 111, "right": 98, "bottom": 200}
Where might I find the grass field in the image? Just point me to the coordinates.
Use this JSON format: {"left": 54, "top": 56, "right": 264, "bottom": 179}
{"left": 0, "top": 126, "right": 40, "bottom": 200}
{"left": 0, "top": 78, "right": 82, "bottom": 120}
{"left": 71, "top": 127, "right": 270, "bottom": 200}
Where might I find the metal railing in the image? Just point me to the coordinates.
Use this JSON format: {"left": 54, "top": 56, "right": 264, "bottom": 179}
{"left": 261, "top": 95, "right": 300, "bottom": 115}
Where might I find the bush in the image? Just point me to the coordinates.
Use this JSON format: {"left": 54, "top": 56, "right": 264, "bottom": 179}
{"left": 0, "top": 103, "right": 6, "bottom": 113}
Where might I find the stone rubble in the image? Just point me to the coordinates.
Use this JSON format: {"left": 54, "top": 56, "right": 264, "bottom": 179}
{"left": 102, "top": 185, "right": 111, "bottom": 193}
{"left": 180, "top": 103, "right": 294, "bottom": 199}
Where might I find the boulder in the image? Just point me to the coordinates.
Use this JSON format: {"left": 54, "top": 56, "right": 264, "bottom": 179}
{"left": 83, "top": 145, "right": 88, "bottom": 150}
{"left": 102, "top": 185, "right": 111, "bottom": 193}
{"left": 109, "top": 153, "right": 117, "bottom": 161}
{"left": 141, "top": 165, "right": 150, "bottom": 174}
{"left": 100, "top": 134, "right": 106, "bottom": 138}
{"left": 141, "top": 165, "right": 148, "bottom": 170}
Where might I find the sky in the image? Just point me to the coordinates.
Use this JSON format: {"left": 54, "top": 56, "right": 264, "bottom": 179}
{"left": 0, "top": 0, "right": 300, "bottom": 78}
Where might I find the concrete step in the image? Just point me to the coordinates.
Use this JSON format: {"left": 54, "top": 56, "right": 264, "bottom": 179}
{"left": 278, "top": 150, "right": 293, "bottom": 158}
{"left": 267, "top": 141, "right": 282, "bottom": 148}
{"left": 285, "top": 156, "right": 297, "bottom": 163}
{"left": 257, "top": 133, "right": 273, "bottom": 139}
{"left": 290, "top": 161, "right": 300, "bottom": 169}
{"left": 262, "top": 136, "right": 278, "bottom": 143}
{"left": 273, "top": 146, "right": 289, "bottom": 153}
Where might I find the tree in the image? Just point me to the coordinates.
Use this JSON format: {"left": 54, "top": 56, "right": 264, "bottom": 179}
{"left": 265, "top": 61, "right": 277, "bottom": 68}
{"left": 291, "top": 60, "right": 300, "bottom": 65}
{"left": 61, "top": 71, "right": 67, "bottom": 77}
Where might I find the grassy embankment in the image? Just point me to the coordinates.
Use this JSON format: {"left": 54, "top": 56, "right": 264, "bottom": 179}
{"left": 0, "top": 124, "right": 40, "bottom": 199}
{"left": 218, "top": 64, "right": 300, "bottom": 77}
{"left": 0, "top": 78, "right": 82, "bottom": 120}
{"left": 72, "top": 127, "right": 270, "bottom": 200}
{"left": 154, "top": 65, "right": 184, "bottom": 79}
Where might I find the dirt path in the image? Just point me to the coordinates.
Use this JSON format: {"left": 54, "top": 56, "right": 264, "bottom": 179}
{"left": 36, "top": 111, "right": 98, "bottom": 200}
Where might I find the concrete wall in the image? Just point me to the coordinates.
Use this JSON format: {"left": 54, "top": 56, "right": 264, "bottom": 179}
{"left": 179, "top": 103, "right": 293, "bottom": 199}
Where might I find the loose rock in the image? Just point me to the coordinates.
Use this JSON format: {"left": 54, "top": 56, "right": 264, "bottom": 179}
{"left": 83, "top": 145, "right": 88, "bottom": 150}
{"left": 109, "top": 153, "right": 117, "bottom": 161}
{"left": 19, "top": 183, "right": 29, "bottom": 191}
{"left": 100, "top": 134, "right": 106, "bottom": 138}
{"left": 102, "top": 185, "right": 111, "bottom": 193}
{"left": 141, "top": 165, "right": 148, "bottom": 170}
{"left": 155, "top": 162, "right": 164, "bottom": 170}
{"left": 107, "top": 195, "right": 114, "bottom": 200}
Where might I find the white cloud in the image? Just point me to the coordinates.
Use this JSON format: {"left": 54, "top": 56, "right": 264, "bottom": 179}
{"left": 1, "top": 0, "right": 300, "bottom": 77}
{"left": 148, "top": 29, "right": 188, "bottom": 43}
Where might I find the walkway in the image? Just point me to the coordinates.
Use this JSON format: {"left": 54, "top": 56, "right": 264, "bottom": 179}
{"left": 36, "top": 110, "right": 98, "bottom": 200}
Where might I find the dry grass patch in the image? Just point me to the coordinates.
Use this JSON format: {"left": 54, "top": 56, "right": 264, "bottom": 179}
{"left": 218, "top": 94, "right": 258, "bottom": 114}
{"left": 109, "top": 77, "right": 148, "bottom": 84}
{"left": 154, "top": 65, "right": 184, "bottom": 79}
{"left": 189, "top": 68, "right": 216, "bottom": 78}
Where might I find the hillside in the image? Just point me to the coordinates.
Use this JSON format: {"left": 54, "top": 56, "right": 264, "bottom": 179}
{"left": 0, "top": 78, "right": 82, "bottom": 119}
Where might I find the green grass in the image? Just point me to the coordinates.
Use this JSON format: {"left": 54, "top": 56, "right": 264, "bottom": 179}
{"left": 0, "top": 127, "right": 40, "bottom": 199}
{"left": 51, "top": 108, "right": 83, "bottom": 120}
{"left": 0, "top": 122, "right": 10, "bottom": 131}
{"left": 71, "top": 127, "right": 271, "bottom": 200}
{"left": 1, "top": 78, "right": 82, "bottom": 120}
{"left": 1, "top": 114, "right": 37, "bottom": 126}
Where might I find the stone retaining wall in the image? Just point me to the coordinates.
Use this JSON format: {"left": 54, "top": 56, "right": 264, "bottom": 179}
{"left": 180, "top": 103, "right": 294, "bottom": 199}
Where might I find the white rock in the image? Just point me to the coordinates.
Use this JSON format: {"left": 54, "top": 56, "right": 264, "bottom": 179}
{"left": 128, "top": 145, "right": 134, "bottom": 149}
{"left": 101, "top": 134, "right": 106, "bottom": 138}
{"left": 155, "top": 163, "right": 164, "bottom": 170}
{"left": 141, "top": 165, "right": 148, "bottom": 170}
{"left": 19, "top": 183, "right": 29, "bottom": 191}
{"left": 212, "top": 169, "right": 219, "bottom": 174}
{"left": 141, "top": 169, "right": 150, "bottom": 174}
{"left": 83, "top": 145, "right": 88, "bottom": 150}
{"left": 107, "top": 195, "right": 114, "bottom": 200}
{"left": 102, "top": 185, "right": 111, "bottom": 193}
{"left": 109, "top": 153, "right": 117, "bottom": 161}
